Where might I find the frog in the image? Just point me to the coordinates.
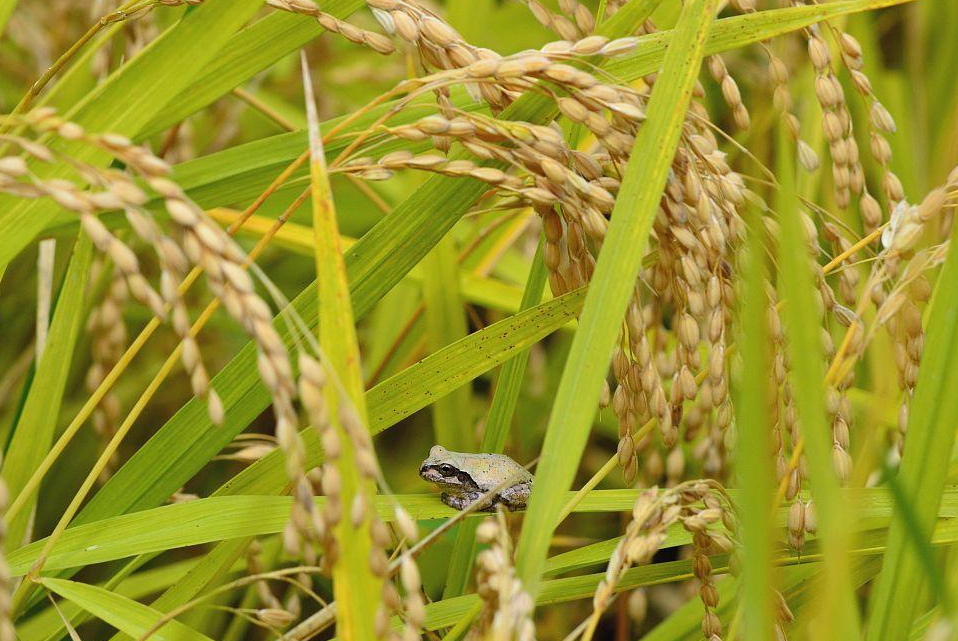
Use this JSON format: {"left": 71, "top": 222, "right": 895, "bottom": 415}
{"left": 419, "top": 445, "right": 533, "bottom": 511}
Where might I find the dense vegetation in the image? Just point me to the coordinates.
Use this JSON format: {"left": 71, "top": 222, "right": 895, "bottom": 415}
{"left": 1, "top": 0, "right": 957, "bottom": 640}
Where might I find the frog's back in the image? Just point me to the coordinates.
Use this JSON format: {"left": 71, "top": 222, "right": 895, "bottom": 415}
{"left": 469, "top": 453, "right": 533, "bottom": 488}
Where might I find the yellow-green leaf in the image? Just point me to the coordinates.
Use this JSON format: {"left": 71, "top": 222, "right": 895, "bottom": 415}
{"left": 303, "top": 57, "right": 381, "bottom": 640}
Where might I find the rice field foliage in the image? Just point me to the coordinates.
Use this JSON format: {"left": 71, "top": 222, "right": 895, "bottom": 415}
{"left": 1, "top": 0, "right": 957, "bottom": 640}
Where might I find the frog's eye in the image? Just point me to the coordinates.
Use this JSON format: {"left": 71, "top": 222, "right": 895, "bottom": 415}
{"left": 438, "top": 464, "right": 456, "bottom": 477}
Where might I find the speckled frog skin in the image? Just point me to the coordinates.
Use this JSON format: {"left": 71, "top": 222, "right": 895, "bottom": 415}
{"left": 419, "top": 445, "right": 533, "bottom": 511}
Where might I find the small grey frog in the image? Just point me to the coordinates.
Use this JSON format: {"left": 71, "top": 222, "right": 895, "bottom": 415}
{"left": 419, "top": 445, "right": 533, "bottom": 511}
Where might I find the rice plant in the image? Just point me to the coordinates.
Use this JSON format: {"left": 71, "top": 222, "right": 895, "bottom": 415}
{"left": 1, "top": 0, "right": 957, "bottom": 640}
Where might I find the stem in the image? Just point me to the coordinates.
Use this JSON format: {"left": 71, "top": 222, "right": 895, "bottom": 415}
{"left": 233, "top": 86, "right": 298, "bottom": 132}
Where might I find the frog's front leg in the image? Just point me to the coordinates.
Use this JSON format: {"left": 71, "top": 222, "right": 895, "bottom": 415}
{"left": 498, "top": 482, "right": 532, "bottom": 511}
{"left": 441, "top": 491, "right": 489, "bottom": 511}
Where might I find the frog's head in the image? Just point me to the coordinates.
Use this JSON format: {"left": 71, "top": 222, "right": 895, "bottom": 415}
{"left": 419, "top": 445, "right": 479, "bottom": 492}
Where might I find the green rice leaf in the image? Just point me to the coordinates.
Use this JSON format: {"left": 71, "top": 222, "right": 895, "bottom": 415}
{"left": 17, "top": 559, "right": 197, "bottom": 641}
{"left": 2, "top": 232, "right": 93, "bottom": 550}
{"left": 30, "top": 0, "right": 916, "bottom": 242}
{"left": 6, "top": 490, "right": 656, "bottom": 574}
{"left": 733, "top": 205, "right": 775, "bottom": 640}
{"left": 776, "top": 122, "right": 860, "bottom": 639}
{"left": 865, "top": 190, "right": 958, "bottom": 641}
{"left": 775, "top": 124, "right": 861, "bottom": 639}
{"left": 10, "top": 487, "right": 958, "bottom": 577}
{"left": 514, "top": 0, "right": 718, "bottom": 600}
{"left": 39, "top": 578, "right": 215, "bottom": 641}
{"left": 605, "top": 0, "right": 920, "bottom": 85}
{"left": 643, "top": 558, "right": 883, "bottom": 641}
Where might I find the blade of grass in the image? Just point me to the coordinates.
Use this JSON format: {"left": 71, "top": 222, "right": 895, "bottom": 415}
{"left": 442, "top": 238, "right": 548, "bottom": 599}
{"left": 142, "top": 0, "right": 914, "bottom": 145}
{"left": 775, "top": 124, "right": 860, "bottom": 639}
{"left": 905, "top": 533, "right": 958, "bottom": 640}
{"left": 422, "top": 235, "right": 473, "bottom": 450}
{"left": 37, "top": 90, "right": 479, "bottom": 238}
{"left": 302, "top": 54, "right": 382, "bottom": 641}
{"left": 10, "top": 295, "right": 237, "bottom": 612}
{"left": 39, "top": 578, "right": 215, "bottom": 641}
{"left": 99, "top": 539, "right": 252, "bottom": 641}
{"left": 411, "top": 556, "right": 725, "bottom": 638}
{"left": 864, "top": 191, "right": 958, "bottom": 641}
{"left": 881, "top": 464, "right": 952, "bottom": 612}
{"left": 16, "top": 558, "right": 197, "bottom": 641}
{"left": 543, "top": 480, "right": 958, "bottom": 578}
{"left": 26, "top": 552, "right": 164, "bottom": 639}
{"left": 2, "top": 232, "right": 93, "bottom": 550}
{"left": 734, "top": 205, "right": 775, "bottom": 641}
{"left": 543, "top": 528, "right": 690, "bottom": 578}
{"left": 514, "top": 0, "right": 717, "bottom": 600}
{"left": 3, "top": 490, "right": 666, "bottom": 574}
{"left": 9, "top": 487, "right": 958, "bottom": 576}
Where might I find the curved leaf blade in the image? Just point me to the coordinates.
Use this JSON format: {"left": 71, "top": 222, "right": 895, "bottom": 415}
{"left": 3, "top": 233, "right": 93, "bottom": 549}
{"left": 303, "top": 61, "right": 381, "bottom": 640}
{"left": 40, "top": 578, "right": 215, "bottom": 641}
{"left": 514, "top": 0, "right": 718, "bottom": 599}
